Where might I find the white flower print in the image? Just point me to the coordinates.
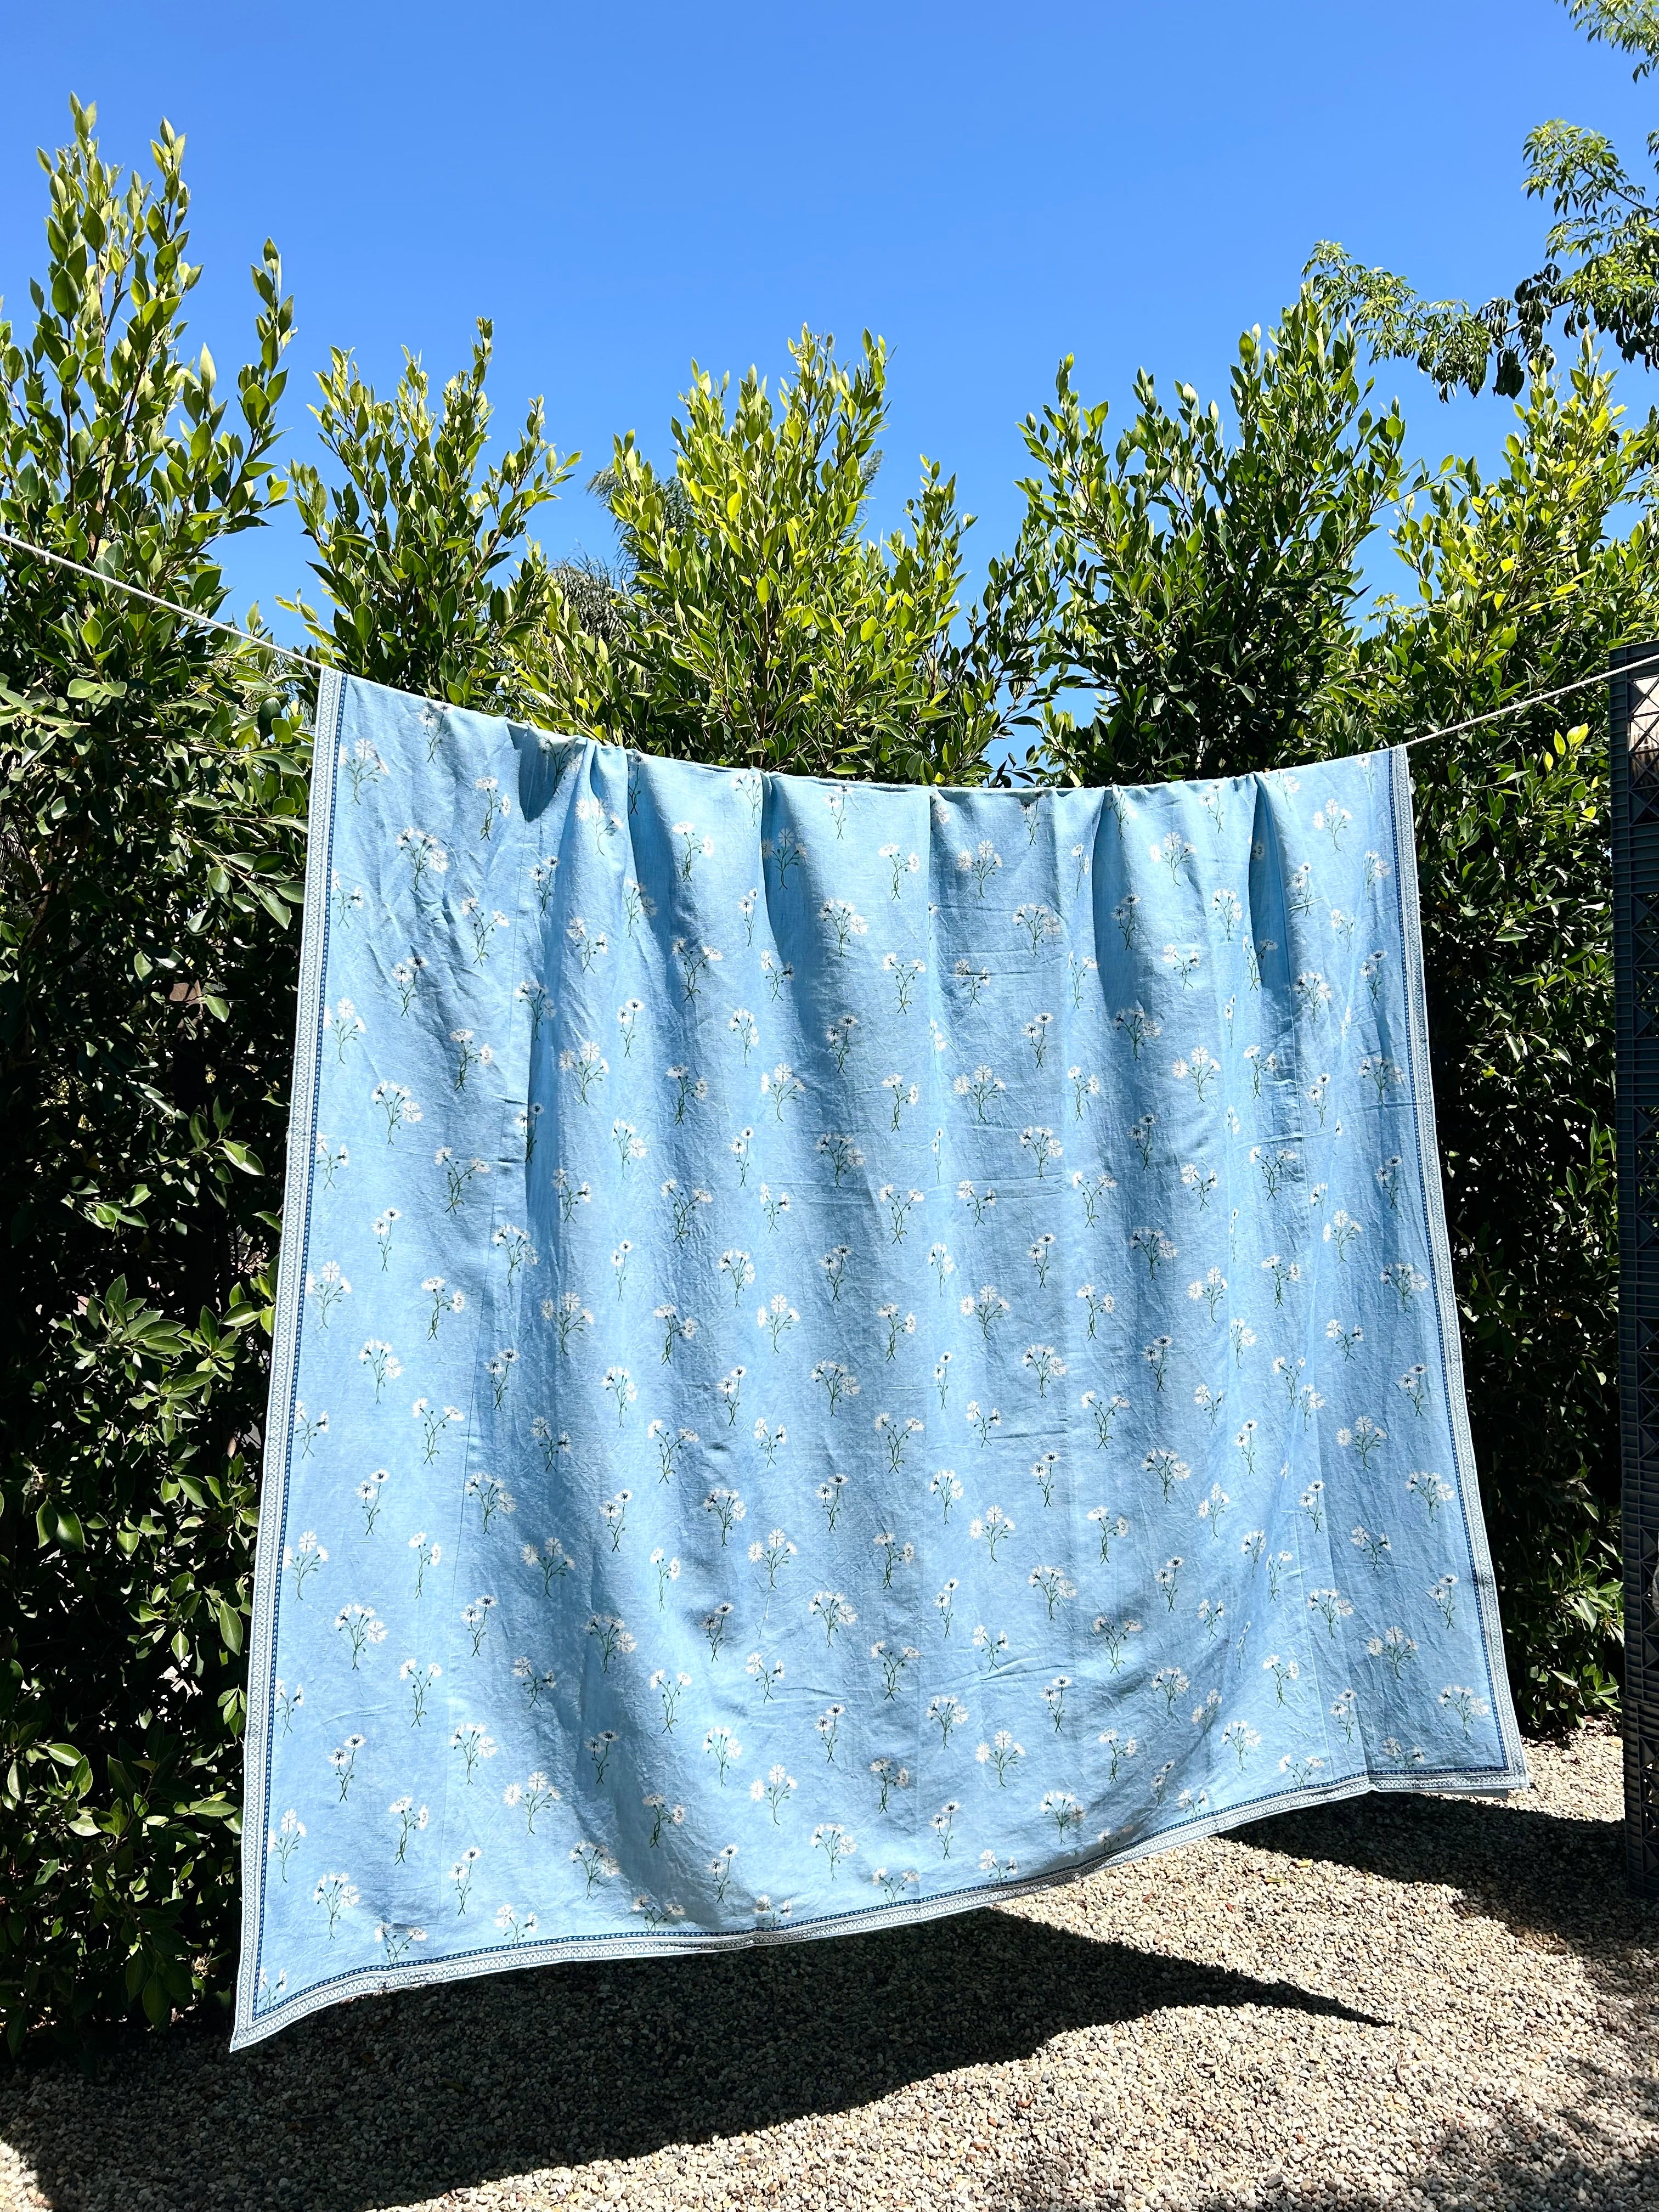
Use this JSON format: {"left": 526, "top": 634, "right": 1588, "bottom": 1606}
{"left": 820, "top": 899, "right": 868, "bottom": 956}
{"left": 1020, "top": 1126, "right": 1063, "bottom": 1177}
{"left": 958, "top": 1178, "right": 998, "bottom": 1223}
{"left": 1308, "top": 1585, "right": 1354, "bottom": 1633}
{"left": 1040, "top": 1790, "right": 1085, "bottom": 1842}
{"left": 1439, "top": 1685, "right": 1491, "bottom": 1735}
{"left": 397, "top": 824, "right": 448, "bottom": 894}
{"left": 458, "top": 897, "right": 510, "bottom": 964}
{"left": 752, "top": 1764, "right": 798, "bottom": 1824}
{"left": 1012, "top": 902, "right": 1062, "bottom": 952}
{"left": 1381, "top": 1260, "right": 1430, "bottom": 1307}
{"left": 1293, "top": 969, "right": 1332, "bottom": 1020}
{"left": 811, "top": 1359, "right": 859, "bottom": 1415}
{"left": 1130, "top": 1226, "right": 1177, "bottom": 1278}
{"left": 512, "top": 1654, "right": 557, "bottom": 1703}
{"left": 1407, "top": 1468, "right": 1456, "bottom": 1517}
{"left": 651, "top": 1668, "right": 691, "bottom": 1731}
{"left": 702, "top": 1486, "right": 746, "bottom": 1543}
{"left": 957, "top": 839, "right": 1002, "bottom": 895}
{"left": 313, "top": 1870, "right": 359, "bottom": 1937}
{"left": 810, "top": 1589, "right": 857, "bottom": 1643}
{"left": 953, "top": 1064, "right": 1006, "bottom": 1121}
{"left": 566, "top": 915, "right": 608, "bottom": 970}
{"left": 1086, "top": 1500, "right": 1131, "bottom": 1563}
{"left": 322, "top": 996, "right": 366, "bottom": 1062}
{"left": 1073, "top": 1168, "right": 1117, "bottom": 1226}
{"left": 1171, "top": 1043, "right": 1219, "bottom": 1100}
{"left": 977, "top": 1732, "right": 1025, "bottom": 1785}
{"left": 1369, "top": 1626, "right": 1419, "bottom": 1679}
{"left": 879, "top": 1184, "right": 923, "bottom": 1242}
{"left": 1026, "top": 1336, "right": 1066, "bottom": 1389}
{"left": 284, "top": 1529, "right": 328, "bottom": 1599}
{"left": 304, "top": 1260, "right": 351, "bottom": 1326}
{"left": 570, "top": 1842, "right": 619, "bottom": 1895}
{"left": 559, "top": 1039, "right": 609, "bottom": 1102}
{"left": 969, "top": 1504, "right": 1014, "bottom": 1561}
{"left": 672, "top": 820, "right": 715, "bottom": 878}
{"left": 749, "top": 1526, "right": 798, "bottom": 1590}
{"left": 729, "top": 1006, "right": 760, "bottom": 1063}
{"left": 623, "top": 875, "right": 656, "bottom": 933}
{"left": 871, "top": 1638, "right": 921, "bottom": 1700}
{"left": 816, "top": 1130, "right": 865, "bottom": 1185}
{"left": 1262, "top": 1652, "right": 1300, "bottom": 1702}
{"left": 756, "top": 1291, "right": 799, "bottom": 1350}
{"left": 928, "top": 1694, "right": 968, "bottom": 1746}
{"left": 268, "top": 1809, "right": 307, "bottom": 1881}
{"left": 671, "top": 935, "right": 723, "bottom": 1001}
{"left": 1336, "top": 1415, "right": 1387, "bottom": 1471}
{"left": 1030, "top": 1566, "right": 1076, "bottom": 1621}
{"left": 586, "top": 1613, "right": 637, "bottom": 1671}
{"left": 930, "top": 1469, "right": 964, "bottom": 1521}
{"left": 882, "top": 1071, "right": 921, "bottom": 1126}
{"left": 448, "top": 1720, "right": 498, "bottom": 1782}
{"left": 811, "top": 1821, "right": 857, "bottom": 1877}
{"left": 1161, "top": 943, "right": 1201, "bottom": 989}
{"left": 967, "top": 1398, "right": 1002, "bottom": 1445}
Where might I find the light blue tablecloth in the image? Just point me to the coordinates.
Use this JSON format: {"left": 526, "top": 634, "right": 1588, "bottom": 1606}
{"left": 234, "top": 670, "right": 1525, "bottom": 2047}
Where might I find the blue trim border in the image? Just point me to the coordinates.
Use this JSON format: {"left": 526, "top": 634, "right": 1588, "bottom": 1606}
{"left": 233, "top": 668, "right": 346, "bottom": 2049}
{"left": 1387, "top": 744, "right": 1528, "bottom": 1787}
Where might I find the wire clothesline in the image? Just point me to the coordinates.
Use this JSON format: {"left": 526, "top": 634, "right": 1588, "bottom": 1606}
{"left": 4, "top": 522, "right": 1659, "bottom": 758}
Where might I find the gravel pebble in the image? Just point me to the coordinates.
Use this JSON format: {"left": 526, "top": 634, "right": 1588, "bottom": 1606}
{"left": 2, "top": 1728, "right": 1655, "bottom": 2211}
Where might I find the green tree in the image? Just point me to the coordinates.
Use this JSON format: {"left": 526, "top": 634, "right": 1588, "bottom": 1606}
{"left": 295, "top": 325, "right": 1006, "bottom": 785}
{"left": 996, "top": 292, "right": 1404, "bottom": 785}
{"left": 1310, "top": 1, "right": 1659, "bottom": 394}
{"left": 1330, "top": 351, "right": 1655, "bottom": 1724}
{"left": 286, "top": 321, "right": 576, "bottom": 715}
{"left": 573, "top": 329, "right": 999, "bottom": 781}
{"left": 0, "top": 100, "right": 303, "bottom": 2047}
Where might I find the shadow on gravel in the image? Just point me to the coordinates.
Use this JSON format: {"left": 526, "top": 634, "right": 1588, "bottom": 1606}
{"left": 0, "top": 1910, "right": 1380, "bottom": 2212}
{"left": 1005, "top": 2132, "right": 1659, "bottom": 2212}
{"left": 3, "top": 1780, "right": 1650, "bottom": 2212}
{"left": 1235, "top": 1774, "right": 1630, "bottom": 1955}
{"left": 1003, "top": 2087, "right": 1659, "bottom": 2212}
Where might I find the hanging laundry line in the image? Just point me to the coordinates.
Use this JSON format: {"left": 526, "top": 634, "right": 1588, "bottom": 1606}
{"left": 0, "top": 526, "right": 331, "bottom": 677}
{"left": 4, "top": 522, "right": 1658, "bottom": 760}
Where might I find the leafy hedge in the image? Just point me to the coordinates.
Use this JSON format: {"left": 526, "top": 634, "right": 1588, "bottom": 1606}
{"left": 0, "top": 106, "right": 306, "bottom": 2047}
{"left": 1346, "top": 354, "right": 1649, "bottom": 1728}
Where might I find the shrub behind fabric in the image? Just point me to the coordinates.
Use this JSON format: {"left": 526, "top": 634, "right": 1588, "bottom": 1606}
{"left": 0, "top": 103, "right": 304, "bottom": 2049}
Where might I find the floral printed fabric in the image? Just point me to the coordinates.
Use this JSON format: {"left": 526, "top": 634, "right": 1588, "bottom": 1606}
{"left": 234, "top": 669, "right": 1525, "bottom": 2047}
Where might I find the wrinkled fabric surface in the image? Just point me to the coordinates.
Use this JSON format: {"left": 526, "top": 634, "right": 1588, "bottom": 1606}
{"left": 235, "top": 670, "right": 1525, "bottom": 2047}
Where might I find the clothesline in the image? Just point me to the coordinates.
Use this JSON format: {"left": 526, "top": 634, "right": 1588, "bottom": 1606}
{"left": 4, "top": 522, "right": 1658, "bottom": 760}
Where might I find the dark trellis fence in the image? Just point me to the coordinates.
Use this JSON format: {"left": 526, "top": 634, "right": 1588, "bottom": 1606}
{"left": 1612, "top": 642, "right": 1659, "bottom": 1892}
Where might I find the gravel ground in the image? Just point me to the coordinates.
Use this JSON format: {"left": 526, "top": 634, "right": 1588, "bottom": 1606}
{"left": 1, "top": 1728, "right": 1655, "bottom": 2212}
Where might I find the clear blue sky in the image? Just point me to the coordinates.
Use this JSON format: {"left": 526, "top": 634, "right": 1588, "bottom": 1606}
{"left": 2, "top": 0, "right": 1656, "bottom": 640}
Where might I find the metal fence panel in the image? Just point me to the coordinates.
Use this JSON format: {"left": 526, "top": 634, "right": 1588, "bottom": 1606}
{"left": 1611, "top": 644, "right": 1659, "bottom": 1891}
